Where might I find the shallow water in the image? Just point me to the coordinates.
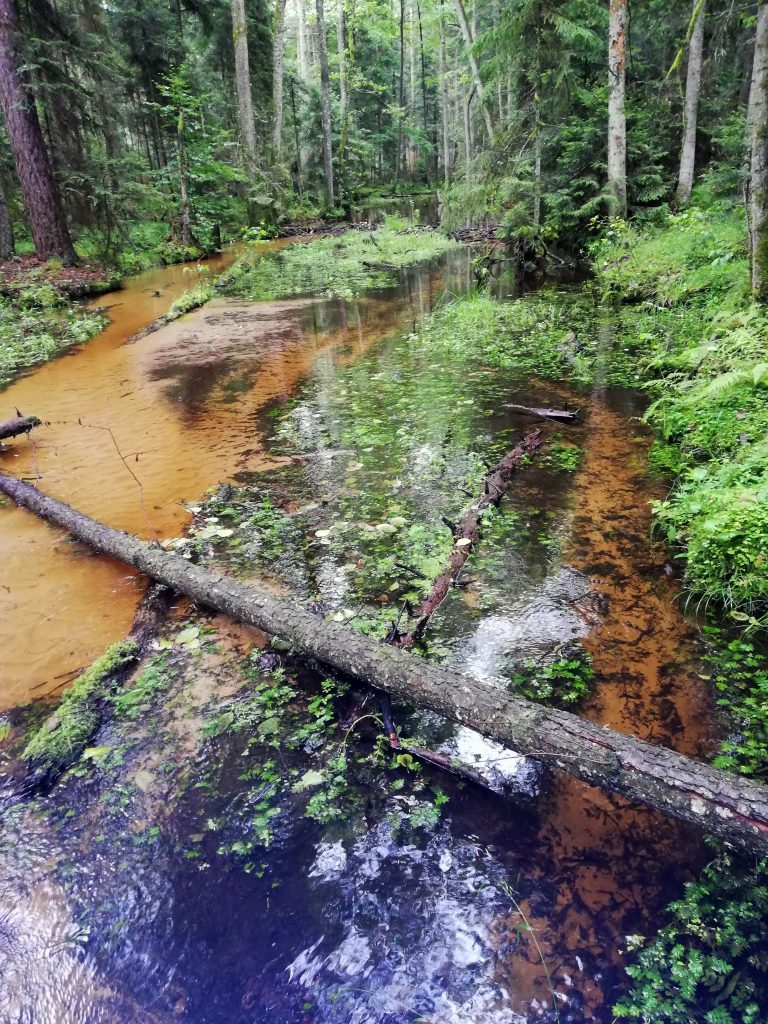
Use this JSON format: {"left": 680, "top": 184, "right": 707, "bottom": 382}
{"left": 0, "top": 246, "right": 471, "bottom": 707}
{"left": 0, "top": 243, "right": 715, "bottom": 1022}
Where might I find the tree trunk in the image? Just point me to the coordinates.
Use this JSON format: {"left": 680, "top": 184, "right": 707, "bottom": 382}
{"left": 4, "top": 471, "right": 768, "bottom": 857}
{"left": 336, "top": 0, "right": 349, "bottom": 197}
{"left": 463, "top": 87, "right": 474, "bottom": 179}
{"left": 272, "top": 0, "right": 288, "bottom": 159}
{"left": 676, "top": 0, "right": 706, "bottom": 206}
{"left": 394, "top": 0, "right": 405, "bottom": 185}
{"left": 315, "top": 0, "right": 335, "bottom": 208}
{"left": 0, "top": 171, "right": 14, "bottom": 259}
{"left": 749, "top": 2, "right": 768, "bottom": 299}
{"left": 453, "top": 0, "right": 495, "bottom": 144}
{"left": 289, "top": 77, "right": 304, "bottom": 195}
{"left": 0, "top": 0, "right": 76, "bottom": 264}
{"left": 176, "top": 110, "right": 194, "bottom": 247}
{"left": 439, "top": 6, "right": 451, "bottom": 187}
{"left": 607, "top": 0, "right": 628, "bottom": 218}
{"left": 231, "top": 0, "right": 258, "bottom": 170}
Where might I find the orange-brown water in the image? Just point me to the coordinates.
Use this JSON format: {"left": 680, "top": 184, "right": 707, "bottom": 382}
{"left": 0, "top": 251, "right": 441, "bottom": 708}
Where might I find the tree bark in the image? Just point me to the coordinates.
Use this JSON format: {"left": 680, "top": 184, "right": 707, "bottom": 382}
{"left": 607, "top": 0, "right": 628, "bottom": 218}
{"left": 336, "top": 0, "right": 349, "bottom": 198}
{"left": 0, "top": 414, "right": 40, "bottom": 440}
{"left": 453, "top": 0, "right": 495, "bottom": 144}
{"left": 273, "top": 0, "right": 288, "bottom": 159}
{"left": 3, "top": 471, "right": 768, "bottom": 856}
{"left": 232, "top": 0, "right": 258, "bottom": 170}
{"left": 315, "top": 0, "right": 335, "bottom": 208}
{"left": 0, "top": 0, "right": 76, "bottom": 264}
{"left": 676, "top": 0, "right": 706, "bottom": 207}
{"left": 749, "top": 2, "right": 768, "bottom": 299}
{"left": 0, "top": 171, "right": 13, "bottom": 259}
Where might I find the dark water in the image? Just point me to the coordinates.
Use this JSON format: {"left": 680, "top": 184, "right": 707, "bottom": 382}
{"left": 0, "top": 246, "right": 712, "bottom": 1023}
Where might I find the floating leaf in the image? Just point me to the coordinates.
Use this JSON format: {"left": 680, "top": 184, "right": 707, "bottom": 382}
{"left": 82, "top": 746, "right": 111, "bottom": 760}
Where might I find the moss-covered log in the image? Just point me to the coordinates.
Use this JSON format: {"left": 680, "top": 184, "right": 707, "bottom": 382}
{"left": 3, "top": 470, "right": 768, "bottom": 855}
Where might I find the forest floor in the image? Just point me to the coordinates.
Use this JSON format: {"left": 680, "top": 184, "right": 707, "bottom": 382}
{"left": 0, "top": 255, "right": 119, "bottom": 298}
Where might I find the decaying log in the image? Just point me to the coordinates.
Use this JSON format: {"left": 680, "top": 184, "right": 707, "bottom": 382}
{"left": 393, "top": 430, "right": 542, "bottom": 649}
{"left": 0, "top": 413, "right": 41, "bottom": 441}
{"left": 3, "top": 471, "right": 768, "bottom": 855}
{"left": 504, "top": 403, "right": 581, "bottom": 424}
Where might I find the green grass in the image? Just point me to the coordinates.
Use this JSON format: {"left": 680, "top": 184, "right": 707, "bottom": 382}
{"left": 0, "top": 286, "right": 107, "bottom": 389}
{"left": 219, "top": 226, "right": 459, "bottom": 301}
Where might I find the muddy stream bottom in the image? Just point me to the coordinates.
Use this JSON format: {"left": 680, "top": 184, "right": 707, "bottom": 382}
{"left": 0, "top": 248, "right": 713, "bottom": 1023}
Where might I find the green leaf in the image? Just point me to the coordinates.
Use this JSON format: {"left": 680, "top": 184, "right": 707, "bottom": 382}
{"left": 292, "top": 769, "right": 325, "bottom": 792}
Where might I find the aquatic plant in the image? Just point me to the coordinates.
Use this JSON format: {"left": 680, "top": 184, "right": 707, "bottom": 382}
{"left": 614, "top": 851, "right": 768, "bottom": 1024}
{"left": 218, "top": 226, "right": 459, "bottom": 301}
{"left": 508, "top": 648, "right": 594, "bottom": 709}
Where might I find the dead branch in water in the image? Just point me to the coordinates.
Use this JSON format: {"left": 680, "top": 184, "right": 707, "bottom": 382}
{"left": 0, "top": 413, "right": 41, "bottom": 441}
{"left": 391, "top": 430, "right": 543, "bottom": 649}
{"left": 504, "top": 403, "right": 581, "bottom": 424}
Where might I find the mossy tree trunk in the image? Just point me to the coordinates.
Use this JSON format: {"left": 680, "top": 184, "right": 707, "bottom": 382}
{"left": 272, "top": 0, "right": 288, "bottom": 160}
{"left": 315, "top": 0, "right": 335, "bottom": 208}
{"left": 232, "top": 0, "right": 258, "bottom": 171}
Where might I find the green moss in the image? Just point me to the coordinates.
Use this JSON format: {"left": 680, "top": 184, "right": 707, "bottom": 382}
{"left": 23, "top": 638, "right": 138, "bottom": 774}
{"left": 169, "top": 282, "right": 213, "bottom": 317}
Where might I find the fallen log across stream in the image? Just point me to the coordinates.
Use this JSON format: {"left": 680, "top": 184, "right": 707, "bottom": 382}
{"left": 0, "top": 413, "right": 41, "bottom": 441}
{"left": 2, "top": 471, "right": 768, "bottom": 855}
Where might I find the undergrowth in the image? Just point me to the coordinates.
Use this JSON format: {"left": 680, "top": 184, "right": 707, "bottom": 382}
{"left": 0, "top": 286, "right": 107, "bottom": 389}
{"left": 218, "top": 226, "right": 459, "bottom": 301}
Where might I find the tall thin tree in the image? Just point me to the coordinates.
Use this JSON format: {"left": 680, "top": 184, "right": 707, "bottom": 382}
{"left": 273, "top": 0, "right": 288, "bottom": 158}
{"left": 439, "top": 2, "right": 451, "bottom": 187}
{"left": 607, "top": 0, "right": 628, "bottom": 217}
{"left": 231, "top": 0, "right": 257, "bottom": 169}
{"left": 676, "top": 0, "right": 706, "bottom": 206}
{"left": 748, "top": 1, "right": 768, "bottom": 298}
{"left": 315, "top": 0, "right": 335, "bottom": 207}
{"left": 453, "top": 0, "right": 494, "bottom": 143}
{"left": 0, "top": 172, "right": 14, "bottom": 259}
{"left": 0, "top": 0, "right": 75, "bottom": 263}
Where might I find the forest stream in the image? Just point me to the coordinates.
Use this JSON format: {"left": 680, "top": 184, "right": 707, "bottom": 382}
{"left": 0, "top": 243, "right": 717, "bottom": 1023}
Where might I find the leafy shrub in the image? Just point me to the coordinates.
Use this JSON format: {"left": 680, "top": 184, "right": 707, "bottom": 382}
{"left": 615, "top": 853, "right": 768, "bottom": 1024}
